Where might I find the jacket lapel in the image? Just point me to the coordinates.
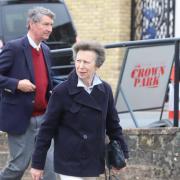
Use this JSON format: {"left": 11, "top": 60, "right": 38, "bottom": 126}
{"left": 22, "top": 37, "right": 52, "bottom": 88}
{"left": 22, "top": 36, "right": 35, "bottom": 83}
{"left": 41, "top": 44, "right": 53, "bottom": 88}
{"left": 73, "top": 89, "right": 102, "bottom": 111}
{"left": 68, "top": 71, "right": 105, "bottom": 111}
{"left": 90, "top": 83, "right": 106, "bottom": 109}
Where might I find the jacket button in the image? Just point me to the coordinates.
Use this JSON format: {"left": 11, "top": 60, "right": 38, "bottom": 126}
{"left": 32, "top": 100, "right": 35, "bottom": 104}
{"left": 83, "top": 134, "right": 88, "bottom": 139}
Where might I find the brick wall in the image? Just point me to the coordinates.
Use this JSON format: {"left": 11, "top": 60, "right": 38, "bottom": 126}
{"left": 65, "top": 0, "right": 131, "bottom": 93}
{"left": 122, "top": 128, "right": 180, "bottom": 180}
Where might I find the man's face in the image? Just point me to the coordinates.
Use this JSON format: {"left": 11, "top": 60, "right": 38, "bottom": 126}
{"left": 29, "top": 15, "right": 53, "bottom": 43}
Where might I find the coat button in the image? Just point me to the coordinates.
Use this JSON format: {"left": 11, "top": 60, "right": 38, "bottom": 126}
{"left": 83, "top": 134, "right": 88, "bottom": 139}
{"left": 32, "top": 100, "right": 35, "bottom": 104}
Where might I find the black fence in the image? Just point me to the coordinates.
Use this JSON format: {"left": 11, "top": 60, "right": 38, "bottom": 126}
{"left": 131, "top": 0, "right": 175, "bottom": 40}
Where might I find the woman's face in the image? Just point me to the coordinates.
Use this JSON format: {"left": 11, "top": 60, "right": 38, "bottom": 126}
{"left": 75, "top": 50, "right": 98, "bottom": 86}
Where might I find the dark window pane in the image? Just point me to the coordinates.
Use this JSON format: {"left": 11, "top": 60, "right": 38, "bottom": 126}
{"left": 2, "top": 3, "right": 76, "bottom": 46}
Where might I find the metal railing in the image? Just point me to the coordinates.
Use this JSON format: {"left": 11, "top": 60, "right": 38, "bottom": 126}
{"left": 51, "top": 37, "right": 180, "bottom": 127}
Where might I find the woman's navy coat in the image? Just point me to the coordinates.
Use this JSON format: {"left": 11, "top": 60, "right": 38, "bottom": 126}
{"left": 32, "top": 70, "right": 128, "bottom": 177}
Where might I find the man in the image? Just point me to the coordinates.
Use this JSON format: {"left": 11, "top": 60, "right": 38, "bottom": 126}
{"left": 0, "top": 7, "right": 56, "bottom": 180}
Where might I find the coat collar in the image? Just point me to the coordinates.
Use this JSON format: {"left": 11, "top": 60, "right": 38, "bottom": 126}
{"left": 67, "top": 70, "right": 106, "bottom": 111}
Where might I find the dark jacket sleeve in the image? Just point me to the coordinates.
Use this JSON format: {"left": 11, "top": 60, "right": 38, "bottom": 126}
{"left": 0, "top": 42, "right": 19, "bottom": 93}
{"left": 105, "top": 83, "right": 129, "bottom": 159}
{"left": 31, "top": 85, "right": 64, "bottom": 169}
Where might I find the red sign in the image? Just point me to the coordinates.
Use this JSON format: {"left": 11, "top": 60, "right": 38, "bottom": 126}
{"left": 131, "top": 64, "right": 165, "bottom": 88}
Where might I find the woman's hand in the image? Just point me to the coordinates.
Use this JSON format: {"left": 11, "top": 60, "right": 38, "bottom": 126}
{"left": 30, "top": 168, "right": 43, "bottom": 180}
{"left": 111, "top": 159, "right": 128, "bottom": 174}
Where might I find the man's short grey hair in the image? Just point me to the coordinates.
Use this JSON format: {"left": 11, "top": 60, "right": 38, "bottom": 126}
{"left": 72, "top": 41, "right": 105, "bottom": 68}
{"left": 27, "top": 6, "right": 55, "bottom": 29}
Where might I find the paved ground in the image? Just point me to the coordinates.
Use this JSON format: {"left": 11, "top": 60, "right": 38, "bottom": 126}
{"left": 119, "top": 106, "right": 170, "bottom": 128}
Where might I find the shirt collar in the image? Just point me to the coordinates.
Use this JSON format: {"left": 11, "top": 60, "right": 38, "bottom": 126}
{"left": 77, "top": 74, "right": 102, "bottom": 89}
{"left": 27, "top": 33, "right": 41, "bottom": 50}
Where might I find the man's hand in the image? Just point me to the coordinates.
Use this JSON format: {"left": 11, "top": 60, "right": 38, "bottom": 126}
{"left": 30, "top": 168, "right": 43, "bottom": 180}
{"left": 17, "top": 79, "right": 36, "bottom": 92}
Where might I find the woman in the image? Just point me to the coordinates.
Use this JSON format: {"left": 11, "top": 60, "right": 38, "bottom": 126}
{"left": 30, "top": 41, "right": 129, "bottom": 180}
